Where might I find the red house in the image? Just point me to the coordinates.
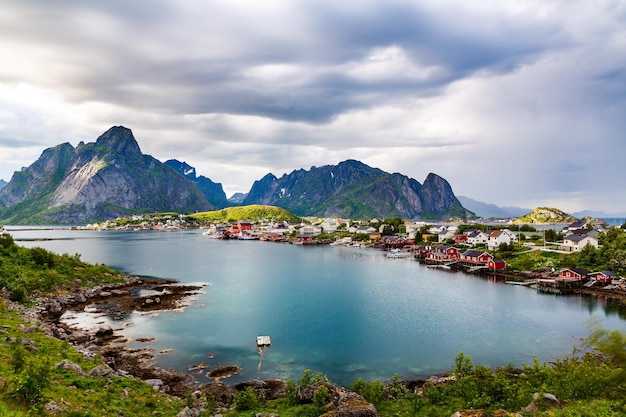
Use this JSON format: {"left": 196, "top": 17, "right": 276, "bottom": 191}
{"left": 453, "top": 235, "right": 468, "bottom": 245}
{"left": 460, "top": 250, "right": 493, "bottom": 265}
{"left": 559, "top": 268, "right": 589, "bottom": 281}
{"left": 588, "top": 271, "right": 614, "bottom": 283}
{"left": 487, "top": 258, "right": 506, "bottom": 270}
{"left": 426, "top": 245, "right": 460, "bottom": 262}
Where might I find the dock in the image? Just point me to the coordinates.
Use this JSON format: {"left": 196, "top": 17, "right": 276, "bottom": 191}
{"left": 256, "top": 335, "right": 271, "bottom": 347}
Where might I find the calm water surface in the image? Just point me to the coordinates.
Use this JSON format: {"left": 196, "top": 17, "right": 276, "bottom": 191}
{"left": 9, "top": 228, "right": 626, "bottom": 386}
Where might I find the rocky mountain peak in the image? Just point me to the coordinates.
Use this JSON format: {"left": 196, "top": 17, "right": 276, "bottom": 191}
{"left": 94, "top": 126, "right": 142, "bottom": 159}
{"left": 0, "top": 127, "right": 214, "bottom": 224}
{"left": 243, "top": 160, "right": 474, "bottom": 220}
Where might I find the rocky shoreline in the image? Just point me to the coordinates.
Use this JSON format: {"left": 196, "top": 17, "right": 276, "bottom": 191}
{"left": 6, "top": 276, "right": 209, "bottom": 396}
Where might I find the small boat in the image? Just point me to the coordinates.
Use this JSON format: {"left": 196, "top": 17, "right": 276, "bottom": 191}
{"left": 387, "top": 249, "right": 411, "bottom": 258}
{"left": 256, "top": 335, "right": 271, "bottom": 347}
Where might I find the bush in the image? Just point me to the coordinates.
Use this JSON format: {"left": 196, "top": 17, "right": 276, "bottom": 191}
{"left": 234, "top": 386, "right": 264, "bottom": 411}
{"left": 11, "top": 356, "right": 51, "bottom": 405}
{"left": 313, "top": 385, "right": 331, "bottom": 408}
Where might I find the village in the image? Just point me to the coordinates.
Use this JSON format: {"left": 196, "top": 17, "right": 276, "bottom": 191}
{"left": 79, "top": 212, "right": 626, "bottom": 295}
{"left": 91, "top": 213, "right": 623, "bottom": 296}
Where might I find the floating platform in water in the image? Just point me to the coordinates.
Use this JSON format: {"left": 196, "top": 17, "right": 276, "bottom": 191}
{"left": 256, "top": 336, "right": 271, "bottom": 347}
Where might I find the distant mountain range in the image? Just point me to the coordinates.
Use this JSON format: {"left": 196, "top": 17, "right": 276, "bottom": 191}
{"left": 458, "top": 195, "right": 626, "bottom": 220}
{"left": 457, "top": 196, "right": 530, "bottom": 218}
{"left": 0, "top": 179, "right": 6, "bottom": 191}
{"left": 0, "top": 126, "right": 474, "bottom": 224}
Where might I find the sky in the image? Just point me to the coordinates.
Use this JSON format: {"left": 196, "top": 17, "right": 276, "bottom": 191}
{"left": 1, "top": 0, "right": 626, "bottom": 215}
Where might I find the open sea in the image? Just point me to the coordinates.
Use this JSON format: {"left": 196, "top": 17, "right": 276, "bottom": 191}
{"left": 8, "top": 227, "right": 626, "bottom": 386}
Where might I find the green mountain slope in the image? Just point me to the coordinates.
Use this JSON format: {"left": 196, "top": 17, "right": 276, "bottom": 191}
{"left": 514, "top": 207, "right": 578, "bottom": 224}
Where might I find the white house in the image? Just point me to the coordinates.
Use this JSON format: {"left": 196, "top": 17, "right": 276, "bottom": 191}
{"left": 299, "top": 225, "right": 322, "bottom": 236}
{"left": 319, "top": 218, "right": 339, "bottom": 233}
{"left": 561, "top": 235, "right": 599, "bottom": 252}
{"left": 465, "top": 230, "right": 489, "bottom": 246}
{"left": 487, "top": 229, "right": 518, "bottom": 250}
{"left": 438, "top": 230, "right": 456, "bottom": 243}
{"left": 350, "top": 225, "right": 377, "bottom": 234}
{"left": 428, "top": 225, "right": 447, "bottom": 234}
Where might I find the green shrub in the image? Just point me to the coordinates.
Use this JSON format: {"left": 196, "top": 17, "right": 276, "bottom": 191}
{"left": 313, "top": 384, "right": 331, "bottom": 408}
{"left": 234, "top": 386, "right": 264, "bottom": 411}
{"left": 11, "top": 356, "right": 51, "bottom": 405}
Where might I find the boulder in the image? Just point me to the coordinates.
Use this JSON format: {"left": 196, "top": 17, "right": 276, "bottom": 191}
{"left": 321, "top": 387, "right": 380, "bottom": 417}
{"left": 54, "top": 359, "right": 85, "bottom": 376}
{"left": 144, "top": 378, "right": 164, "bottom": 390}
{"left": 45, "top": 400, "right": 66, "bottom": 414}
{"left": 88, "top": 364, "right": 114, "bottom": 377}
{"left": 523, "top": 392, "right": 561, "bottom": 412}
{"left": 95, "top": 325, "right": 114, "bottom": 339}
{"left": 176, "top": 406, "right": 199, "bottom": 417}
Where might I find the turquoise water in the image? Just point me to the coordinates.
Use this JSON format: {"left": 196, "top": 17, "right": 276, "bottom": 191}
{"left": 10, "top": 228, "right": 626, "bottom": 386}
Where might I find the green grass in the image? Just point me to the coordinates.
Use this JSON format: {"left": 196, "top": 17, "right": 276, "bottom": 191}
{"left": 0, "top": 300, "right": 186, "bottom": 416}
{"left": 189, "top": 204, "right": 301, "bottom": 223}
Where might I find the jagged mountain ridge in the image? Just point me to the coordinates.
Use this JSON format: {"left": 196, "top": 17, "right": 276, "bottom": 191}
{"left": 164, "top": 159, "right": 229, "bottom": 209}
{"left": 0, "top": 179, "right": 7, "bottom": 191}
{"left": 243, "top": 159, "right": 474, "bottom": 220}
{"left": 0, "top": 126, "right": 214, "bottom": 224}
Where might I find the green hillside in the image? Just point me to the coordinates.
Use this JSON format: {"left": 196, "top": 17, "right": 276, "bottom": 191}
{"left": 514, "top": 207, "right": 578, "bottom": 224}
{"left": 189, "top": 204, "right": 301, "bottom": 223}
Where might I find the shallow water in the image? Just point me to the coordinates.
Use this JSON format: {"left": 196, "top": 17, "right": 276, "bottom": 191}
{"left": 10, "top": 227, "right": 626, "bottom": 386}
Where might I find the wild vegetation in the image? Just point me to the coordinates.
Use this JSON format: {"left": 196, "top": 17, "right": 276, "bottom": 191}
{"left": 0, "top": 232, "right": 125, "bottom": 304}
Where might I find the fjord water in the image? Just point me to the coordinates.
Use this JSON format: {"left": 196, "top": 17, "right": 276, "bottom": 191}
{"left": 11, "top": 228, "right": 626, "bottom": 386}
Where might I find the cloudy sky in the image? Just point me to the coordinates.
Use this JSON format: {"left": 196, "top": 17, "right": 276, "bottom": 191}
{"left": 1, "top": 0, "right": 625, "bottom": 214}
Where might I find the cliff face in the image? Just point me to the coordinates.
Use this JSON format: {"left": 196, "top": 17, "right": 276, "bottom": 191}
{"left": 242, "top": 159, "right": 474, "bottom": 220}
{"left": 164, "top": 159, "right": 229, "bottom": 209}
{"left": 0, "top": 126, "right": 214, "bottom": 224}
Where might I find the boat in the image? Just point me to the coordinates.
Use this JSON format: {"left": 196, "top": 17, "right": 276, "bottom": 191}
{"left": 256, "top": 335, "right": 271, "bottom": 347}
{"left": 386, "top": 249, "right": 411, "bottom": 258}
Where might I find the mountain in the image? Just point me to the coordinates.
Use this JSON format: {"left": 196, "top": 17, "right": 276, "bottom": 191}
{"left": 0, "top": 179, "right": 6, "bottom": 191}
{"left": 228, "top": 192, "right": 248, "bottom": 205}
{"left": 242, "top": 159, "right": 474, "bottom": 220}
{"left": 457, "top": 196, "right": 530, "bottom": 218}
{"left": 164, "top": 159, "right": 228, "bottom": 209}
{"left": 513, "top": 207, "right": 578, "bottom": 224}
{"left": 0, "top": 126, "right": 214, "bottom": 224}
